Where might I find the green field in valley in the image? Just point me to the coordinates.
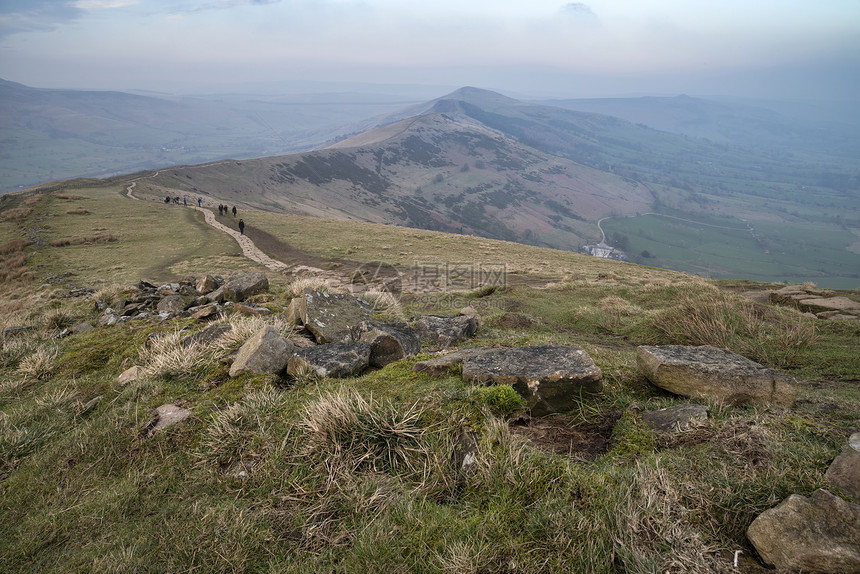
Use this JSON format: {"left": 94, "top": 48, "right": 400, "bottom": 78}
{"left": 602, "top": 213, "right": 860, "bottom": 289}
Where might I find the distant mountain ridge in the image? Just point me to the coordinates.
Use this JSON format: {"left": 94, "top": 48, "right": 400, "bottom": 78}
{"left": 148, "top": 106, "right": 652, "bottom": 250}
{"left": 141, "top": 86, "right": 860, "bottom": 285}
{"left": 0, "top": 79, "right": 422, "bottom": 192}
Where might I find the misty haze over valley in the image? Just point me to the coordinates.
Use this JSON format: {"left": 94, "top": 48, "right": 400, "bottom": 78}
{"left": 2, "top": 78, "right": 857, "bottom": 288}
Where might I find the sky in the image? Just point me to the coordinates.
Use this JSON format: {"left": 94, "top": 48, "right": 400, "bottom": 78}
{"left": 1, "top": 0, "right": 859, "bottom": 99}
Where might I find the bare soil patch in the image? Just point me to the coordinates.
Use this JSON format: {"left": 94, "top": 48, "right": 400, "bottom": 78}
{"left": 510, "top": 411, "right": 621, "bottom": 459}
{"left": 243, "top": 225, "right": 357, "bottom": 272}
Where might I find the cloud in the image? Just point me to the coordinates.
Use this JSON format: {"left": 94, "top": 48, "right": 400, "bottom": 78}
{"left": 73, "top": 0, "right": 139, "bottom": 9}
{"left": 561, "top": 3, "right": 595, "bottom": 17}
{"left": 0, "top": 1, "right": 83, "bottom": 38}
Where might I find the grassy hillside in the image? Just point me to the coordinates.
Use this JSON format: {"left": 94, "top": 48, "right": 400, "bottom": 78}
{"left": 1, "top": 181, "right": 858, "bottom": 572}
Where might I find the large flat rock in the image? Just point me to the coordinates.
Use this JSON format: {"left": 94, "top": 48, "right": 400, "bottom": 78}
{"left": 636, "top": 345, "right": 796, "bottom": 407}
{"left": 287, "top": 342, "right": 371, "bottom": 379}
{"left": 413, "top": 347, "right": 493, "bottom": 376}
{"left": 747, "top": 489, "right": 860, "bottom": 573}
{"left": 223, "top": 272, "right": 269, "bottom": 302}
{"left": 299, "top": 291, "right": 373, "bottom": 344}
{"left": 462, "top": 345, "right": 602, "bottom": 417}
{"left": 413, "top": 314, "right": 478, "bottom": 348}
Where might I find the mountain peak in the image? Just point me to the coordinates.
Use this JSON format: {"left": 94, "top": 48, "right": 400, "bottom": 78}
{"left": 436, "top": 86, "right": 521, "bottom": 107}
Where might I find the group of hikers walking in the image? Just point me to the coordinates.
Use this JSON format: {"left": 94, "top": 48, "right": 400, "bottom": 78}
{"left": 218, "top": 204, "right": 237, "bottom": 217}
{"left": 163, "top": 197, "right": 245, "bottom": 235}
{"left": 216, "top": 204, "right": 244, "bottom": 234}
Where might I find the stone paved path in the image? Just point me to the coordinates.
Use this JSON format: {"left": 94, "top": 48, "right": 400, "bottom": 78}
{"left": 124, "top": 176, "right": 319, "bottom": 277}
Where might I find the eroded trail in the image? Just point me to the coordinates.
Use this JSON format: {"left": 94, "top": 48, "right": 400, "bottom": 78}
{"left": 124, "top": 177, "right": 350, "bottom": 288}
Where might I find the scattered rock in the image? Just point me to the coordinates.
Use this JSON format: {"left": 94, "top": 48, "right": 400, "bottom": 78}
{"left": 451, "top": 427, "right": 479, "bottom": 491}
{"left": 640, "top": 404, "right": 709, "bottom": 433}
{"left": 796, "top": 296, "right": 860, "bottom": 316}
{"left": 288, "top": 328, "right": 318, "bottom": 349}
{"left": 223, "top": 272, "right": 269, "bottom": 302}
{"left": 233, "top": 303, "right": 272, "bottom": 317}
{"left": 147, "top": 404, "right": 193, "bottom": 434}
{"left": 746, "top": 489, "right": 860, "bottom": 573}
{"left": 769, "top": 285, "right": 860, "bottom": 320}
{"left": 190, "top": 303, "right": 221, "bottom": 321}
{"left": 826, "top": 432, "right": 860, "bottom": 500}
{"left": 196, "top": 274, "right": 219, "bottom": 294}
{"left": 413, "top": 347, "right": 493, "bottom": 376}
{"left": 353, "top": 321, "right": 421, "bottom": 367}
{"left": 287, "top": 342, "right": 371, "bottom": 379}
{"left": 299, "top": 291, "right": 373, "bottom": 344}
{"left": 156, "top": 294, "right": 188, "bottom": 314}
{"left": 282, "top": 298, "right": 303, "bottom": 325}
{"left": 462, "top": 345, "right": 602, "bottom": 417}
{"left": 636, "top": 345, "right": 797, "bottom": 407}
{"left": 413, "top": 314, "right": 478, "bottom": 348}
{"left": 205, "top": 285, "right": 225, "bottom": 304}
{"left": 118, "top": 365, "right": 144, "bottom": 385}
{"left": 229, "top": 325, "right": 293, "bottom": 378}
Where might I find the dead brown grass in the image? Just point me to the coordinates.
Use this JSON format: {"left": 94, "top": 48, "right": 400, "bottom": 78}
{"left": 0, "top": 208, "right": 32, "bottom": 222}
{"left": 66, "top": 209, "right": 91, "bottom": 215}
{"left": 50, "top": 233, "right": 118, "bottom": 247}
{"left": 652, "top": 288, "right": 818, "bottom": 366}
{"left": 0, "top": 239, "right": 31, "bottom": 286}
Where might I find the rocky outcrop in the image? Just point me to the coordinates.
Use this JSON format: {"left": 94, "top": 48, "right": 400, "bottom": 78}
{"left": 156, "top": 294, "right": 188, "bottom": 314}
{"left": 299, "top": 291, "right": 373, "bottom": 344}
{"left": 229, "top": 325, "right": 292, "bottom": 378}
{"left": 223, "top": 272, "right": 269, "bottom": 302}
{"left": 746, "top": 489, "right": 860, "bottom": 573}
{"left": 769, "top": 285, "right": 860, "bottom": 320}
{"left": 826, "top": 432, "right": 860, "bottom": 500}
{"left": 287, "top": 342, "right": 371, "bottom": 379}
{"left": 196, "top": 274, "right": 219, "bottom": 295}
{"left": 640, "top": 404, "right": 709, "bottom": 433}
{"left": 352, "top": 321, "right": 421, "bottom": 367}
{"left": 636, "top": 345, "right": 797, "bottom": 407}
{"left": 462, "top": 345, "right": 602, "bottom": 416}
{"left": 413, "top": 314, "right": 479, "bottom": 348}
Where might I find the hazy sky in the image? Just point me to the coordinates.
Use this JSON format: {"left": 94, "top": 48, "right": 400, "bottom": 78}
{"left": 1, "top": 0, "right": 858, "bottom": 99}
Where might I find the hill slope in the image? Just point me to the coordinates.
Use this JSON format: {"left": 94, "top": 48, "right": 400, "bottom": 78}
{"left": 139, "top": 87, "right": 860, "bottom": 287}
{"left": 146, "top": 109, "right": 652, "bottom": 250}
{"left": 0, "top": 180, "right": 857, "bottom": 573}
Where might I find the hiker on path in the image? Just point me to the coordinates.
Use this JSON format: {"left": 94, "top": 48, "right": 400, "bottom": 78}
{"left": 238, "top": 219, "right": 245, "bottom": 235}
{"left": 232, "top": 206, "right": 237, "bottom": 217}
{"left": 197, "top": 197, "right": 202, "bottom": 207}
{"left": 218, "top": 205, "right": 223, "bottom": 216}
{"left": 183, "top": 197, "right": 187, "bottom": 207}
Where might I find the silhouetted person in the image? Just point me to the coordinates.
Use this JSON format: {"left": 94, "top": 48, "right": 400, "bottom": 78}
{"left": 238, "top": 219, "right": 245, "bottom": 235}
{"left": 232, "top": 206, "right": 237, "bottom": 217}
